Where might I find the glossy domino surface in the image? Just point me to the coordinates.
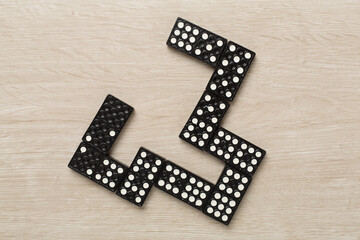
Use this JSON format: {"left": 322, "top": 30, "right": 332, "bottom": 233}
{"left": 82, "top": 94, "right": 133, "bottom": 153}
{"left": 207, "top": 41, "right": 255, "bottom": 101}
{"left": 206, "top": 127, "right": 266, "bottom": 176}
{"left": 167, "top": 17, "right": 227, "bottom": 67}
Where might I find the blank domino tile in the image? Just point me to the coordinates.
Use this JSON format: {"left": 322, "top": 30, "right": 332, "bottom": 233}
{"left": 179, "top": 91, "right": 229, "bottom": 150}
{"left": 129, "top": 147, "right": 165, "bottom": 182}
{"left": 215, "top": 165, "right": 251, "bottom": 202}
{"left": 82, "top": 94, "right": 133, "bottom": 153}
{"left": 206, "top": 41, "right": 255, "bottom": 101}
{"left": 155, "top": 161, "right": 215, "bottom": 210}
{"left": 203, "top": 190, "right": 239, "bottom": 225}
{"left": 206, "top": 127, "right": 266, "bottom": 176}
{"left": 68, "top": 142, "right": 128, "bottom": 191}
{"left": 167, "top": 17, "right": 227, "bottom": 67}
{"left": 116, "top": 171, "right": 153, "bottom": 207}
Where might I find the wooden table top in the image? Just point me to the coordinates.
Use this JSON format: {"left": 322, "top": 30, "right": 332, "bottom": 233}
{"left": 1, "top": 1, "right": 359, "bottom": 239}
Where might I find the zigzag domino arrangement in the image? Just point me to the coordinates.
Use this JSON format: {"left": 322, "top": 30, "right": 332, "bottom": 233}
{"left": 172, "top": 17, "right": 266, "bottom": 224}
{"left": 68, "top": 17, "right": 265, "bottom": 226}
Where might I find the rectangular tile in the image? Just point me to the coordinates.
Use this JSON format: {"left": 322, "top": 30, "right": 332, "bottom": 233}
{"left": 179, "top": 171, "right": 215, "bottom": 210}
{"left": 155, "top": 160, "right": 215, "bottom": 210}
{"left": 206, "top": 127, "right": 266, "bottom": 176}
{"left": 68, "top": 142, "right": 102, "bottom": 179}
{"left": 116, "top": 171, "right": 153, "bottom": 207}
{"left": 92, "top": 156, "right": 128, "bottom": 192}
{"left": 206, "top": 41, "right": 255, "bottom": 101}
{"left": 179, "top": 91, "right": 229, "bottom": 150}
{"left": 202, "top": 189, "right": 239, "bottom": 225}
{"left": 167, "top": 17, "right": 227, "bottom": 67}
{"left": 215, "top": 165, "right": 251, "bottom": 202}
{"left": 128, "top": 147, "right": 166, "bottom": 183}
{"left": 82, "top": 94, "right": 133, "bottom": 154}
{"left": 68, "top": 142, "right": 128, "bottom": 192}
{"left": 154, "top": 161, "right": 189, "bottom": 200}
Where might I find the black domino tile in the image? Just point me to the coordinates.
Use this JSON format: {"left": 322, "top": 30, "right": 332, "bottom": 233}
{"left": 206, "top": 127, "right": 266, "bottom": 176}
{"left": 129, "top": 147, "right": 165, "bottom": 183}
{"left": 68, "top": 142, "right": 102, "bottom": 179}
{"left": 116, "top": 171, "right": 153, "bottom": 207}
{"left": 179, "top": 91, "right": 229, "bottom": 150}
{"left": 155, "top": 160, "right": 215, "bottom": 211}
{"left": 206, "top": 41, "right": 255, "bottom": 101}
{"left": 92, "top": 156, "right": 128, "bottom": 192}
{"left": 180, "top": 116, "right": 217, "bottom": 150}
{"left": 155, "top": 161, "right": 189, "bottom": 200}
{"left": 167, "top": 17, "right": 227, "bottom": 67}
{"left": 180, "top": 171, "right": 215, "bottom": 210}
{"left": 68, "top": 142, "right": 128, "bottom": 191}
{"left": 215, "top": 165, "right": 251, "bottom": 202}
{"left": 82, "top": 94, "right": 133, "bottom": 154}
{"left": 206, "top": 128, "right": 234, "bottom": 163}
{"left": 202, "top": 189, "right": 239, "bottom": 225}
{"left": 191, "top": 91, "right": 230, "bottom": 124}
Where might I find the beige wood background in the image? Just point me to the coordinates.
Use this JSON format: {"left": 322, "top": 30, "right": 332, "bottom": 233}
{"left": 0, "top": 1, "right": 359, "bottom": 239}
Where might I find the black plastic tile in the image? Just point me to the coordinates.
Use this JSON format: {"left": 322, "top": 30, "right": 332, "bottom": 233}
{"left": 206, "top": 127, "right": 266, "bottom": 176}
{"left": 167, "top": 17, "right": 227, "bottom": 67}
{"left": 179, "top": 91, "right": 229, "bottom": 150}
{"left": 82, "top": 94, "right": 133, "bottom": 154}
{"left": 179, "top": 171, "right": 215, "bottom": 210}
{"left": 180, "top": 115, "right": 217, "bottom": 150}
{"left": 68, "top": 142, "right": 102, "bottom": 179}
{"left": 92, "top": 156, "right": 128, "bottom": 192}
{"left": 155, "top": 160, "right": 215, "bottom": 210}
{"left": 129, "top": 147, "right": 165, "bottom": 183}
{"left": 202, "top": 190, "right": 239, "bottom": 225}
{"left": 116, "top": 171, "right": 153, "bottom": 207}
{"left": 154, "top": 161, "right": 189, "bottom": 200}
{"left": 206, "top": 41, "right": 255, "bottom": 101}
{"left": 191, "top": 91, "right": 230, "bottom": 124}
{"left": 68, "top": 142, "right": 128, "bottom": 191}
{"left": 215, "top": 165, "right": 251, "bottom": 202}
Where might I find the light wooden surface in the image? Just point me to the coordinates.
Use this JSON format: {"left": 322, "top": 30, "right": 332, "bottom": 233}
{"left": 1, "top": 1, "right": 359, "bottom": 239}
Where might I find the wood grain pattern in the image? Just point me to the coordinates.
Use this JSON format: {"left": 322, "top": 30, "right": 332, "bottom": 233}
{"left": 0, "top": 1, "right": 359, "bottom": 239}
